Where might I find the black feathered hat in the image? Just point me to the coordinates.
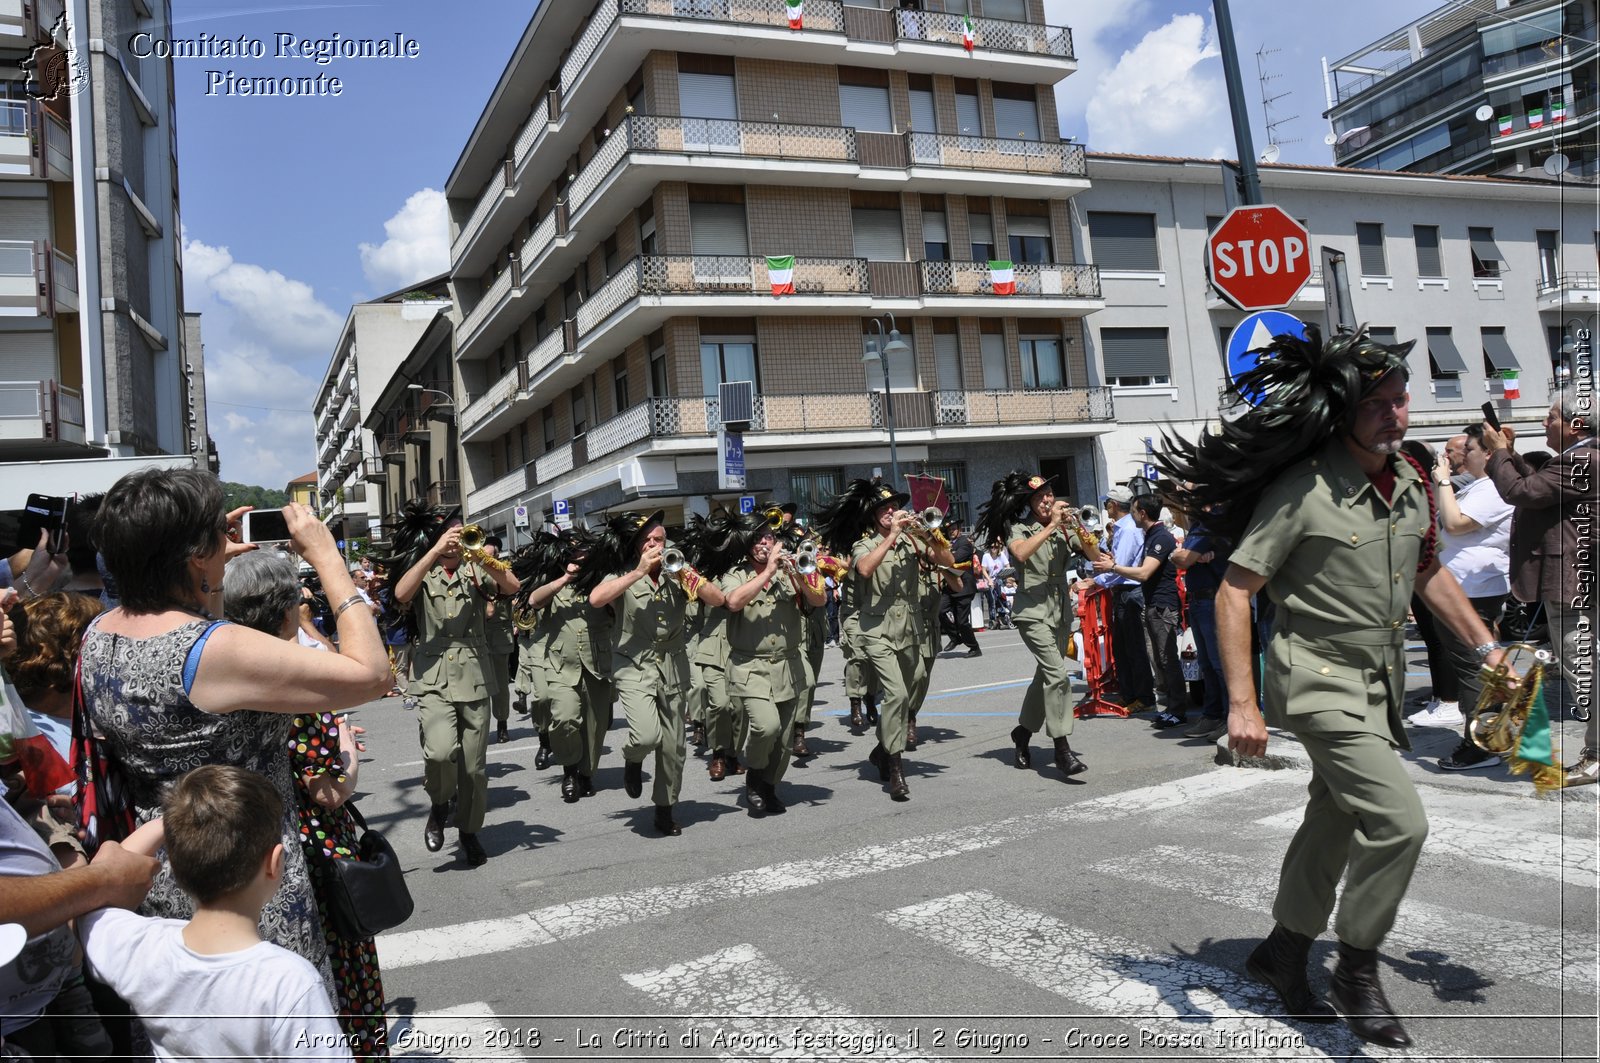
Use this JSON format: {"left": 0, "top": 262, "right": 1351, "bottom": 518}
{"left": 571, "top": 509, "right": 665, "bottom": 593}
{"left": 813, "top": 478, "right": 904, "bottom": 557}
{"left": 1156, "top": 324, "right": 1412, "bottom": 541}
{"left": 973, "top": 470, "right": 1056, "bottom": 549}
{"left": 695, "top": 511, "right": 767, "bottom": 581}
{"left": 373, "top": 499, "right": 460, "bottom": 579}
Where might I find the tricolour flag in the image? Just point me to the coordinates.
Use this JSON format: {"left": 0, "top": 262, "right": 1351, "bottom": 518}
{"left": 1502, "top": 370, "right": 1521, "bottom": 400}
{"left": 989, "top": 259, "right": 1015, "bottom": 295}
{"left": 1528, "top": 107, "right": 1545, "bottom": 129}
{"left": 1552, "top": 100, "right": 1567, "bottom": 123}
{"left": 785, "top": 0, "right": 802, "bottom": 30}
{"left": 1, "top": 678, "right": 75, "bottom": 798}
{"left": 962, "top": 13, "right": 976, "bottom": 52}
{"left": 767, "top": 255, "right": 795, "bottom": 296}
{"left": 1497, "top": 114, "right": 1514, "bottom": 137}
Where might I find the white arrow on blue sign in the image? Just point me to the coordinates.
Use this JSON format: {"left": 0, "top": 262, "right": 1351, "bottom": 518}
{"left": 1226, "top": 310, "right": 1308, "bottom": 406}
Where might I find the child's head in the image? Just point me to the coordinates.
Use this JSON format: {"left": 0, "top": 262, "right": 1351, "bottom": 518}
{"left": 1005, "top": 577, "right": 1017, "bottom": 588}
{"left": 163, "top": 765, "right": 284, "bottom": 906}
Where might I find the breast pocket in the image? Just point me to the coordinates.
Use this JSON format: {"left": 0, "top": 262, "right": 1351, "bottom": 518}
{"left": 1303, "top": 528, "right": 1389, "bottom": 589}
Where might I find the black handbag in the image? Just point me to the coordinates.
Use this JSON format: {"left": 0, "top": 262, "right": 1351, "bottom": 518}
{"left": 320, "top": 802, "right": 414, "bottom": 940}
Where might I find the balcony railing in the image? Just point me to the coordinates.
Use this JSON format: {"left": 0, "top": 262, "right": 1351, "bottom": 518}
{"left": 1537, "top": 272, "right": 1600, "bottom": 296}
{"left": 48, "top": 246, "right": 76, "bottom": 313}
{"left": 587, "top": 402, "right": 653, "bottom": 460}
{"left": 0, "top": 239, "right": 48, "bottom": 315}
{"left": 527, "top": 327, "right": 568, "bottom": 379}
{"left": 467, "top": 465, "right": 534, "bottom": 515}
{"left": 905, "top": 131, "right": 1086, "bottom": 176}
{"left": 1482, "top": 21, "right": 1597, "bottom": 78}
{"left": 426, "top": 480, "right": 460, "bottom": 508}
{"left": 895, "top": 9, "right": 1073, "bottom": 59}
{"left": 459, "top": 267, "right": 514, "bottom": 346}
{"left": 513, "top": 92, "right": 552, "bottom": 166}
{"left": 921, "top": 260, "right": 1100, "bottom": 299}
{"left": 620, "top": 0, "right": 845, "bottom": 33}
{"left": 642, "top": 254, "right": 870, "bottom": 297}
{"left": 0, "top": 379, "right": 84, "bottom": 445}
{"left": 568, "top": 122, "right": 629, "bottom": 211}
{"left": 379, "top": 433, "right": 407, "bottom": 465}
{"left": 452, "top": 164, "right": 508, "bottom": 258}
{"left": 360, "top": 456, "right": 388, "bottom": 483}
{"left": 628, "top": 113, "right": 857, "bottom": 163}
{"left": 460, "top": 371, "right": 520, "bottom": 435}
{"left": 561, "top": 2, "right": 619, "bottom": 99}
{"left": 536, "top": 440, "right": 576, "bottom": 483}
{"left": 519, "top": 211, "right": 559, "bottom": 272}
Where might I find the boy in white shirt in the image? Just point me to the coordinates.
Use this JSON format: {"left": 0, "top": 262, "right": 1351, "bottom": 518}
{"left": 77, "top": 765, "right": 353, "bottom": 1062}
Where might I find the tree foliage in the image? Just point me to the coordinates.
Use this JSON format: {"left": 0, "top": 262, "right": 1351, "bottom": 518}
{"left": 220, "top": 482, "right": 289, "bottom": 512}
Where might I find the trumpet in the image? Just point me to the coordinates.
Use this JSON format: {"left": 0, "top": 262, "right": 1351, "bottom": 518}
{"left": 762, "top": 503, "right": 787, "bottom": 531}
{"left": 456, "top": 523, "right": 512, "bottom": 572}
{"left": 791, "top": 540, "right": 819, "bottom": 576}
{"left": 512, "top": 601, "right": 539, "bottom": 632}
{"left": 908, "top": 506, "right": 945, "bottom": 532}
{"left": 661, "top": 545, "right": 687, "bottom": 575}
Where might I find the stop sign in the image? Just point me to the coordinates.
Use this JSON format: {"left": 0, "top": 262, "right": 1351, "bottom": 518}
{"left": 1207, "top": 205, "right": 1311, "bottom": 311}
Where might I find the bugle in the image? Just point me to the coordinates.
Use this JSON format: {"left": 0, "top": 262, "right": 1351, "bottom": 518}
{"left": 661, "top": 545, "right": 687, "bottom": 575}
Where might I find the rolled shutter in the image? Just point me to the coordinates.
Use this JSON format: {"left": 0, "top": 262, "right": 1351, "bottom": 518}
{"left": 677, "top": 73, "right": 737, "bottom": 119}
{"left": 909, "top": 88, "right": 936, "bottom": 133}
{"left": 922, "top": 211, "right": 948, "bottom": 244}
{"left": 992, "top": 96, "right": 1040, "bottom": 141}
{"left": 0, "top": 196, "right": 50, "bottom": 240}
{"left": 1007, "top": 215, "right": 1050, "bottom": 238}
{"left": 1414, "top": 226, "right": 1442, "bottom": 277}
{"left": 852, "top": 208, "right": 905, "bottom": 261}
{"left": 956, "top": 93, "right": 981, "bottom": 135}
{"left": 934, "top": 333, "right": 961, "bottom": 391}
{"left": 840, "top": 84, "right": 892, "bottom": 133}
{"left": 1100, "top": 328, "right": 1171, "bottom": 378}
{"left": 980, "top": 333, "right": 1008, "bottom": 389}
{"left": 690, "top": 202, "right": 749, "bottom": 255}
{"left": 985, "top": 0, "right": 1028, "bottom": 19}
{"left": 969, "top": 212, "right": 993, "bottom": 248}
{"left": 1087, "top": 212, "right": 1158, "bottom": 270}
{"left": 1356, "top": 223, "right": 1386, "bottom": 276}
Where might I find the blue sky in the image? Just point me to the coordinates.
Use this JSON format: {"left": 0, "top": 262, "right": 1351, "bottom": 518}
{"left": 174, "top": 0, "right": 1439, "bottom": 487}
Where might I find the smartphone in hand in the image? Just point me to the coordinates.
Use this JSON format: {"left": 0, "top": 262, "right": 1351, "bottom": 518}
{"left": 1481, "top": 401, "right": 1502, "bottom": 432}
{"left": 16, "top": 494, "right": 71, "bottom": 554}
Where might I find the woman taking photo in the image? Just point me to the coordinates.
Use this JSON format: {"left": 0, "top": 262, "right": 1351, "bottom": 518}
{"left": 975, "top": 471, "right": 1099, "bottom": 780}
{"left": 81, "top": 468, "right": 391, "bottom": 978}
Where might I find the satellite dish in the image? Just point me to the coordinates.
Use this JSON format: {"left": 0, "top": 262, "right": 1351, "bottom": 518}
{"left": 1259, "top": 144, "right": 1281, "bottom": 164}
{"left": 1475, "top": 104, "right": 1495, "bottom": 121}
{"left": 1544, "top": 152, "right": 1570, "bottom": 176}
{"left": 1323, "top": 131, "right": 1338, "bottom": 145}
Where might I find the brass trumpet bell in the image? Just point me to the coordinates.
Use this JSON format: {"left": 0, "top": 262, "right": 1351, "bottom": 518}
{"left": 458, "top": 524, "right": 486, "bottom": 551}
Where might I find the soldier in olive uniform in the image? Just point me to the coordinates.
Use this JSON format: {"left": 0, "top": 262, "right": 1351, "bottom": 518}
{"left": 393, "top": 515, "right": 521, "bottom": 867}
{"left": 906, "top": 545, "right": 962, "bottom": 751}
{"left": 585, "top": 511, "right": 727, "bottom": 836}
{"left": 817, "top": 480, "right": 953, "bottom": 801}
{"left": 525, "top": 529, "right": 612, "bottom": 802}
{"left": 509, "top": 539, "right": 556, "bottom": 769}
{"left": 838, "top": 584, "right": 879, "bottom": 729}
{"left": 976, "top": 471, "right": 1099, "bottom": 778}
{"left": 1162, "top": 328, "right": 1505, "bottom": 1049}
{"left": 481, "top": 536, "right": 517, "bottom": 744}
{"left": 714, "top": 517, "right": 826, "bottom": 814}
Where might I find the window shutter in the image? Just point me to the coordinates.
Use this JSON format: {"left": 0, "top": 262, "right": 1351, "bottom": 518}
{"left": 955, "top": 93, "right": 981, "bottom": 135}
{"left": 985, "top": 0, "right": 1028, "bottom": 19}
{"left": 909, "top": 88, "right": 936, "bottom": 133}
{"left": 1087, "top": 212, "right": 1159, "bottom": 271}
{"left": 1007, "top": 216, "right": 1050, "bottom": 239}
{"left": 1481, "top": 328, "right": 1519, "bottom": 371}
{"left": 852, "top": 208, "right": 906, "bottom": 261}
{"left": 1426, "top": 328, "right": 1468, "bottom": 375}
{"left": 677, "top": 73, "right": 737, "bottom": 119}
{"left": 1100, "top": 328, "right": 1171, "bottom": 377}
{"left": 840, "top": 84, "right": 893, "bottom": 133}
{"left": 992, "top": 96, "right": 1041, "bottom": 141}
{"left": 690, "top": 202, "right": 749, "bottom": 255}
{"left": 1356, "top": 223, "right": 1386, "bottom": 276}
{"left": 922, "top": 211, "right": 949, "bottom": 244}
{"left": 1414, "top": 226, "right": 1441, "bottom": 277}
{"left": 969, "top": 212, "right": 993, "bottom": 247}
{"left": 935, "top": 333, "right": 961, "bottom": 391}
{"left": 980, "top": 333, "right": 1008, "bottom": 389}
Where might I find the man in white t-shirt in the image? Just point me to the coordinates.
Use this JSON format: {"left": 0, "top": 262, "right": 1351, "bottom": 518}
{"left": 1427, "top": 426, "right": 1516, "bottom": 769}
{"left": 77, "top": 766, "right": 352, "bottom": 1062}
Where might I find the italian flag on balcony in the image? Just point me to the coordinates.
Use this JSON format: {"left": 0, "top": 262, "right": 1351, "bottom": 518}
{"left": 962, "top": 13, "right": 976, "bottom": 52}
{"left": 989, "top": 259, "right": 1015, "bottom": 295}
{"left": 1552, "top": 99, "right": 1567, "bottom": 122}
{"left": 1497, "top": 114, "right": 1514, "bottom": 137}
{"left": 1502, "top": 369, "right": 1521, "bottom": 400}
{"left": 1528, "top": 107, "right": 1545, "bottom": 129}
{"left": 767, "top": 255, "right": 795, "bottom": 295}
{"left": 786, "top": 0, "right": 802, "bottom": 30}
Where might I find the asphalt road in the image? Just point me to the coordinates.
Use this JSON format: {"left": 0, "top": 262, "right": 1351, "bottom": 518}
{"left": 340, "top": 627, "right": 1598, "bottom": 1062}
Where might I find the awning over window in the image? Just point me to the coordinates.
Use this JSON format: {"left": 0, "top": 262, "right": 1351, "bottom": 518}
{"left": 1427, "top": 330, "right": 1469, "bottom": 375}
{"left": 1482, "top": 329, "right": 1521, "bottom": 372}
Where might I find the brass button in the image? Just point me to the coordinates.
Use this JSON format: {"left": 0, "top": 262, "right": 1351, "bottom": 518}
{"left": 1350, "top": 534, "right": 1360, "bottom": 543}
{"left": 1345, "top": 485, "right": 1357, "bottom": 496}
{"left": 1320, "top": 667, "right": 1331, "bottom": 675}
{"left": 1391, "top": 620, "right": 1402, "bottom": 629}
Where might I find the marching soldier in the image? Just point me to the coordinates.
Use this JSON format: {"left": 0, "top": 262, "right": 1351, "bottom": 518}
{"left": 1161, "top": 326, "right": 1505, "bottom": 1048}
{"left": 481, "top": 535, "right": 516, "bottom": 744}
{"left": 816, "top": 480, "right": 954, "bottom": 801}
{"left": 526, "top": 528, "right": 612, "bottom": 802}
{"left": 976, "top": 471, "right": 1098, "bottom": 779}
{"left": 584, "top": 511, "right": 726, "bottom": 836}
{"left": 509, "top": 540, "right": 556, "bottom": 769}
{"left": 389, "top": 506, "right": 520, "bottom": 867}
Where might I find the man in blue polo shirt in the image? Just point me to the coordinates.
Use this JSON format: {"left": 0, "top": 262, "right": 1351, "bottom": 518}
{"left": 1095, "top": 495, "right": 1191, "bottom": 726}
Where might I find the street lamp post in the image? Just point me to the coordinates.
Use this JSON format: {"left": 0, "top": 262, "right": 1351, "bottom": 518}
{"left": 861, "top": 314, "right": 910, "bottom": 487}
{"left": 407, "top": 382, "right": 455, "bottom": 415}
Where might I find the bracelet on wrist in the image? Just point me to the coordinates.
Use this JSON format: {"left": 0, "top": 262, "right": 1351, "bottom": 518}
{"left": 17, "top": 573, "right": 35, "bottom": 597}
{"left": 1472, "top": 641, "right": 1498, "bottom": 661}
{"left": 332, "top": 593, "right": 366, "bottom": 619}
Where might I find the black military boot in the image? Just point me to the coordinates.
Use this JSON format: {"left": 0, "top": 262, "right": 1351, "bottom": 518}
{"left": 534, "top": 730, "right": 553, "bottom": 770}
{"left": 1329, "top": 942, "right": 1411, "bottom": 1047}
{"left": 863, "top": 693, "right": 880, "bottom": 725}
{"left": 1010, "top": 726, "right": 1032, "bottom": 769}
{"left": 761, "top": 780, "right": 787, "bottom": 815}
{"left": 905, "top": 717, "right": 919, "bottom": 750}
{"left": 560, "top": 765, "right": 580, "bottom": 803}
{"left": 793, "top": 727, "right": 811, "bottom": 758}
{"left": 868, "top": 743, "right": 891, "bottom": 782}
{"left": 849, "top": 697, "right": 865, "bottom": 728}
{"left": 1053, "top": 736, "right": 1087, "bottom": 777}
{"left": 888, "top": 754, "right": 910, "bottom": 801}
{"left": 424, "top": 803, "right": 448, "bottom": 852}
{"left": 1244, "top": 924, "right": 1337, "bottom": 1023}
{"left": 653, "top": 803, "right": 682, "bottom": 836}
{"left": 745, "top": 772, "right": 768, "bottom": 816}
{"left": 624, "top": 759, "right": 643, "bottom": 799}
{"left": 690, "top": 719, "right": 707, "bottom": 750}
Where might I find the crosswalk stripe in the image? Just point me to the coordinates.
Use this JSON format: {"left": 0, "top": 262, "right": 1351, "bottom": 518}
{"left": 389, "top": 1003, "right": 523, "bottom": 1060}
{"left": 623, "top": 944, "right": 951, "bottom": 1061}
{"left": 378, "top": 767, "right": 1275, "bottom": 970}
{"left": 884, "top": 890, "right": 1492, "bottom": 1061}
{"left": 1254, "top": 784, "right": 1598, "bottom": 889}
{"left": 1088, "top": 845, "right": 1597, "bottom": 992}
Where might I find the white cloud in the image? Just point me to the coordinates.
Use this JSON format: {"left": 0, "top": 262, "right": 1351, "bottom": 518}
{"left": 358, "top": 188, "right": 450, "bottom": 292}
{"left": 1084, "top": 14, "right": 1226, "bottom": 156}
{"left": 183, "top": 233, "right": 343, "bottom": 488}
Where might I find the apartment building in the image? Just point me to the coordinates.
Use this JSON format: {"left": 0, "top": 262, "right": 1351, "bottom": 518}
{"left": 447, "top": 0, "right": 1108, "bottom": 534}
{"left": 1, "top": 0, "right": 204, "bottom": 466}
{"left": 1325, "top": 0, "right": 1598, "bottom": 180}
{"left": 1079, "top": 154, "right": 1594, "bottom": 483}
{"left": 360, "top": 307, "right": 458, "bottom": 545}
{"left": 312, "top": 275, "right": 452, "bottom": 542}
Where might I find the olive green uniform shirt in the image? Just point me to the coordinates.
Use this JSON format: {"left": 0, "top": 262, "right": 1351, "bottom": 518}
{"left": 850, "top": 533, "right": 920, "bottom": 652}
{"left": 546, "top": 583, "right": 613, "bottom": 684}
{"left": 1231, "top": 441, "right": 1429, "bottom": 747}
{"left": 719, "top": 565, "right": 808, "bottom": 703}
{"left": 609, "top": 570, "right": 693, "bottom": 690}
{"left": 1007, "top": 519, "right": 1087, "bottom": 629}
{"left": 410, "top": 564, "right": 497, "bottom": 698}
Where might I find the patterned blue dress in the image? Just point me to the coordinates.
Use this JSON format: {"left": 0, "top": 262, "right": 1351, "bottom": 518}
{"left": 79, "top": 619, "right": 331, "bottom": 983}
